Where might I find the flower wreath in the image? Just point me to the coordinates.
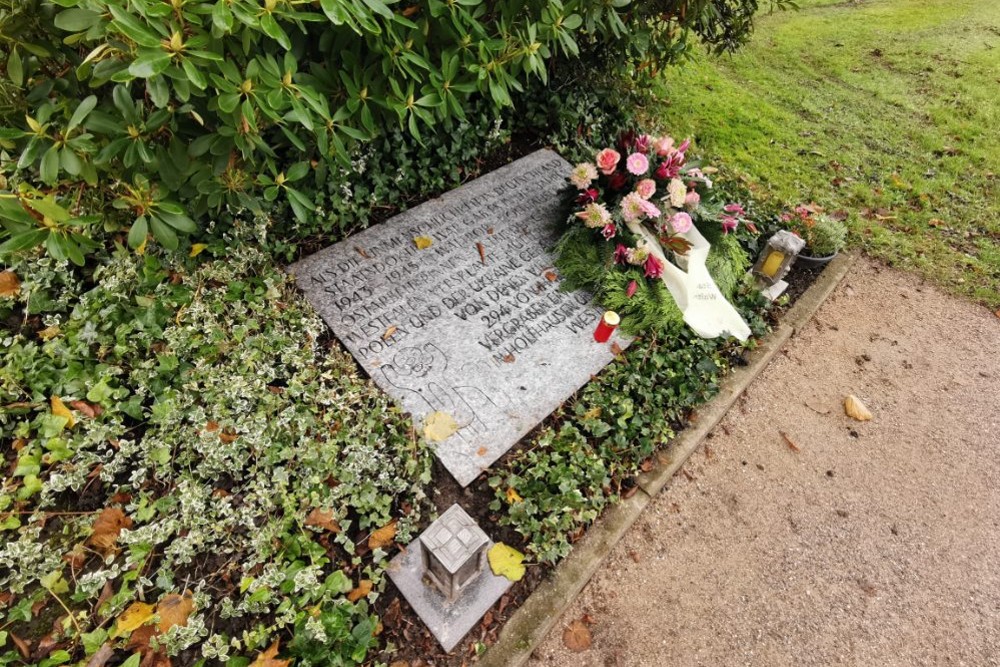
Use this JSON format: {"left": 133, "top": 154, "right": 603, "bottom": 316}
{"left": 557, "top": 131, "right": 759, "bottom": 332}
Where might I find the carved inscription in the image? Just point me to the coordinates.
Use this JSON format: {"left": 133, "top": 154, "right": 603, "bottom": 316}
{"left": 289, "top": 150, "right": 626, "bottom": 486}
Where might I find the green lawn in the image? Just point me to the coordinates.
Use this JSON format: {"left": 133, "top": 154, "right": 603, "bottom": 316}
{"left": 654, "top": 0, "right": 1000, "bottom": 307}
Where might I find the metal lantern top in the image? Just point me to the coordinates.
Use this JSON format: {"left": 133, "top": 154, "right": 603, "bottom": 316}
{"left": 420, "top": 505, "right": 489, "bottom": 575}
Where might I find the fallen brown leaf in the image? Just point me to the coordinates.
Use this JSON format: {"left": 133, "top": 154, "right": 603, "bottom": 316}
{"left": 205, "top": 421, "right": 220, "bottom": 432}
{"left": 543, "top": 269, "right": 558, "bottom": 282}
{"left": 502, "top": 353, "right": 515, "bottom": 363}
{"left": 562, "top": 618, "right": 592, "bottom": 653}
{"left": 0, "top": 270, "right": 20, "bottom": 297}
{"left": 85, "top": 643, "right": 114, "bottom": 667}
{"left": 69, "top": 400, "right": 101, "bottom": 419}
{"left": 219, "top": 430, "right": 238, "bottom": 444}
{"left": 305, "top": 508, "right": 341, "bottom": 533}
{"left": 156, "top": 592, "right": 194, "bottom": 633}
{"left": 355, "top": 246, "right": 370, "bottom": 259}
{"left": 347, "top": 579, "right": 372, "bottom": 602}
{"left": 249, "top": 640, "right": 290, "bottom": 667}
{"left": 476, "top": 446, "right": 488, "bottom": 456}
{"left": 9, "top": 631, "right": 30, "bottom": 658}
{"left": 368, "top": 520, "right": 397, "bottom": 550}
{"left": 382, "top": 325, "right": 398, "bottom": 340}
{"left": 88, "top": 508, "right": 133, "bottom": 555}
{"left": 476, "top": 242, "right": 486, "bottom": 264}
{"left": 610, "top": 342, "right": 623, "bottom": 356}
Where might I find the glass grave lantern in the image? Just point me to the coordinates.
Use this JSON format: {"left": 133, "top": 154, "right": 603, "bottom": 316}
{"left": 752, "top": 230, "right": 806, "bottom": 289}
{"left": 419, "top": 504, "right": 489, "bottom": 602}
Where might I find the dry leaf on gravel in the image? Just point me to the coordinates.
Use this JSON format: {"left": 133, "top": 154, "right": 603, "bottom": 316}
{"left": 844, "top": 395, "right": 873, "bottom": 421}
{"left": 562, "top": 619, "right": 592, "bottom": 653}
{"left": 780, "top": 430, "right": 801, "bottom": 452}
{"left": 113, "top": 601, "right": 155, "bottom": 637}
{"left": 347, "top": 579, "right": 372, "bottom": 602}
{"left": 156, "top": 592, "right": 194, "bottom": 632}
{"left": 423, "top": 411, "right": 458, "bottom": 442}
{"left": 368, "top": 520, "right": 397, "bottom": 550}
{"left": 305, "top": 508, "right": 341, "bottom": 533}
{"left": 249, "top": 640, "right": 290, "bottom": 667}
{"left": 88, "top": 508, "right": 133, "bottom": 554}
{"left": 488, "top": 542, "right": 525, "bottom": 582}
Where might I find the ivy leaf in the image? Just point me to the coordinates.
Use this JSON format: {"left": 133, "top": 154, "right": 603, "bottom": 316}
{"left": 488, "top": 542, "right": 525, "bottom": 582}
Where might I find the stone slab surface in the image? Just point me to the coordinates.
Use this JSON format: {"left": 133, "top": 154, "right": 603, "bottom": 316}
{"left": 387, "top": 535, "right": 512, "bottom": 653}
{"left": 289, "top": 149, "right": 627, "bottom": 486}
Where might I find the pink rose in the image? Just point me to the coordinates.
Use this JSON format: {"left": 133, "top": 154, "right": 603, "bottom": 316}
{"left": 684, "top": 190, "right": 700, "bottom": 210}
{"left": 635, "top": 179, "right": 656, "bottom": 200}
{"left": 596, "top": 148, "right": 621, "bottom": 175}
{"left": 670, "top": 211, "right": 693, "bottom": 234}
{"left": 626, "top": 152, "right": 649, "bottom": 176}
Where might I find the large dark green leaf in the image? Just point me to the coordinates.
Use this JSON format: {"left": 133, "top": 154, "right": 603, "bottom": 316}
{"left": 54, "top": 8, "right": 102, "bottom": 32}
{"left": 129, "top": 50, "right": 172, "bottom": 79}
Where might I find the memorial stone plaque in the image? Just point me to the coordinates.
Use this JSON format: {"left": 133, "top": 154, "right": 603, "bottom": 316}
{"left": 289, "top": 149, "right": 627, "bottom": 486}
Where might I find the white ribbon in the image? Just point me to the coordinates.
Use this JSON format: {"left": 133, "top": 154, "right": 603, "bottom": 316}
{"left": 625, "top": 221, "right": 751, "bottom": 341}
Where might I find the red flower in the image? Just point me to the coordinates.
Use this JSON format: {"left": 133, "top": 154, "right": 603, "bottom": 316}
{"left": 608, "top": 172, "right": 627, "bottom": 190}
{"left": 626, "top": 280, "right": 638, "bottom": 298}
{"left": 576, "top": 187, "right": 599, "bottom": 205}
{"left": 644, "top": 254, "right": 664, "bottom": 279}
{"left": 613, "top": 243, "right": 629, "bottom": 265}
{"left": 601, "top": 222, "right": 617, "bottom": 240}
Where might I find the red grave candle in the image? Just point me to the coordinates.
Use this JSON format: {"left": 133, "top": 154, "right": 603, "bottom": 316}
{"left": 593, "top": 311, "right": 620, "bottom": 343}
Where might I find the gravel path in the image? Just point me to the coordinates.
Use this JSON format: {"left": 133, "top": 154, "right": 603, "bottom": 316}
{"left": 529, "top": 259, "right": 1000, "bottom": 667}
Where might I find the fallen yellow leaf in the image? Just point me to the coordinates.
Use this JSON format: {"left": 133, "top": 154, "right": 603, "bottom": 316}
{"left": 413, "top": 235, "right": 433, "bottom": 250}
{"left": 113, "top": 601, "right": 155, "bottom": 637}
{"left": 189, "top": 243, "right": 208, "bottom": 257}
{"left": 368, "top": 520, "right": 397, "bottom": 550}
{"left": 346, "top": 579, "right": 372, "bottom": 602}
{"left": 423, "top": 411, "right": 458, "bottom": 442}
{"left": 0, "top": 270, "right": 19, "bottom": 297}
{"left": 844, "top": 395, "right": 873, "bottom": 421}
{"left": 51, "top": 396, "right": 75, "bottom": 429}
{"left": 488, "top": 542, "right": 525, "bottom": 582}
{"left": 506, "top": 487, "right": 523, "bottom": 504}
{"left": 38, "top": 325, "right": 61, "bottom": 341}
{"left": 135, "top": 236, "right": 147, "bottom": 256}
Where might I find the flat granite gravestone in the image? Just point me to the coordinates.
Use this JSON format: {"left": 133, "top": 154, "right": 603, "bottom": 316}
{"left": 289, "top": 149, "right": 627, "bottom": 486}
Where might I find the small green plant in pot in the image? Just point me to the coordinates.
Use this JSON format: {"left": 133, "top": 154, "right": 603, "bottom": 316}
{"left": 782, "top": 205, "right": 847, "bottom": 265}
